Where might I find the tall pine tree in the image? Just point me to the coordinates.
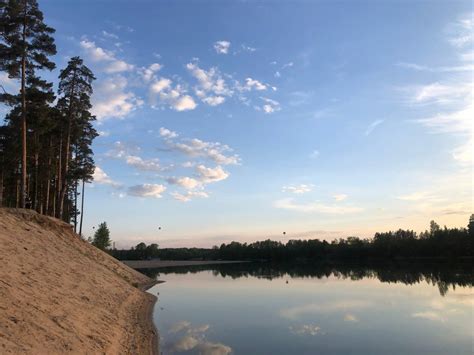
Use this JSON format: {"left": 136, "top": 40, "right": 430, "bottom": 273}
{"left": 0, "top": 0, "right": 56, "bottom": 207}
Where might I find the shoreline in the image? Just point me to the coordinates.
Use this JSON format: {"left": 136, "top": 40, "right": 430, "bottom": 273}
{"left": 123, "top": 259, "right": 249, "bottom": 270}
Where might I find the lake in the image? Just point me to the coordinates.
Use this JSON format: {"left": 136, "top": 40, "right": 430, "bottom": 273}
{"left": 146, "top": 262, "right": 473, "bottom": 355}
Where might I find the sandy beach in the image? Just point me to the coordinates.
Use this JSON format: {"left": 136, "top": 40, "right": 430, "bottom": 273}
{"left": 0, "top": 208, "right": 158, "bottom": 354}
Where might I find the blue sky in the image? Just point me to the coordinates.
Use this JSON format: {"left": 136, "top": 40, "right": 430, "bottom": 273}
{"left": 3, "top": 1, "right": 472, "bottom": 247}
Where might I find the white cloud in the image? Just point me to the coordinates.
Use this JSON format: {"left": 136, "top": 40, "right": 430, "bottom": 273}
{"left": 171, "top": 190, "right": 209, "bottom": 202}
{"left": 412, "top": 82, "right": 472, "bottom": 104}
{"left": 213, "top": 40, "right": 231, "bottom": 54}
{"left": 280, "top": 300, "right": 371, "bottom": 320}
{"left": 196, "top": 165, "right": 229, "bottom": 183}
{"left": 365, "top": 119, "right": 384, "bottom": 136}
{"left": 128, "top": 184, "right": 166, "bottom": 198}
{"left": 289, "top": 324, "right": 322, "bottom": 336}
{"left": 333, "top": 194, "right": 348, "bottom": 202}
{"left": 244, "top": 78, "right": 267, "bottom": 91}
{"left": 149, "top": 77, "right": 197, "bottom": 112}
{"left": 282, "top": 184, "right": 313, "bottom": 194}
{"left": 101, "top": 30, "right": 119, "bottom": 40}
{"left": 92, "top": 166, "right": 121, "bottom": 187}
{"left": 80, "top": 39, "right": 133, "bottom": 73}
{"left": 125, "top": 155, "right": 163, "bottom": 172}
{"left": 159, "top": 127, "right": 178, "bottom": 139}
{"left": 92, "top": 75, "right": 143, "bottom": 120}
{"left": 163, "top": 132, "right": 240, "bottom": 165}
{"left": 257, "top": 97, "right": 280, "bottom": 113}
{"left": 186, "top": 62, "right": 232, "bottom": 106}
{"left": 412, "top": 311, "right": 445, "bottom": 322}
{"left": 166, "top": 176, "right": 201, "bottom": 190}
{"left": 274, "top": 198, "right": 363, "bottom": 214}
{"left": 140, "top": 63, "right": 163, "bottom": 82}
{"left": 446, "top": 14, "right": 473, "bottom": 48}
{"left": 397, "top": 62, "right": 474, "bottom": 73}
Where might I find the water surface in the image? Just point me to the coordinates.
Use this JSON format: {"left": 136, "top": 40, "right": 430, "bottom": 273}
{"left": 147, "top": 263, "right": 473, "bottom": 354}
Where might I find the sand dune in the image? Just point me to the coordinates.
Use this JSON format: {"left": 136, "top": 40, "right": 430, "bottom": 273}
{"left": 0, "top": 208, "right": 158, "bottom": 354}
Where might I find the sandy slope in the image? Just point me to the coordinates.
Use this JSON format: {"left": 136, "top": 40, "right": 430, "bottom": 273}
{"left": 0, "top": 208, "right": 158, "bottom": 354}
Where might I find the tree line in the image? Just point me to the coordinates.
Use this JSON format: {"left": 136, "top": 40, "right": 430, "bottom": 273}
{"left": 0, "top": 0, "right": 97, "bottom": 233}
{"left": 111, "top": 217, "right": 474, "bottom": 261}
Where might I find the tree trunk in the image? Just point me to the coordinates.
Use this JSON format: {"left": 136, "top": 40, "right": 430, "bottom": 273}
{"left": 58, "top": 70, "right": 77, "bottom": 220}
{"left": 79, "top": 179, "right": 85, "bottom": 237}
{"left": 20, "top": 1, "right": 28, "bottom": 208}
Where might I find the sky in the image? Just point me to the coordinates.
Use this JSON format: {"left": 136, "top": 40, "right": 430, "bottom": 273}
{"left": 2, "top": 0, "right": 472, "bottom": 247}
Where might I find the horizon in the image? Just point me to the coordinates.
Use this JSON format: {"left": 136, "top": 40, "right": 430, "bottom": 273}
{"left": 1, "top": 0, "right": 472, "bottom": 248}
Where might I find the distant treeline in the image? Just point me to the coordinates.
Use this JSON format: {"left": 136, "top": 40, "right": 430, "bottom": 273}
{"left": 111, "top": 218, "right": 474, "bottom": 261}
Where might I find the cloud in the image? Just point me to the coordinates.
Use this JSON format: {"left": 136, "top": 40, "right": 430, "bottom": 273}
{"left": 149, "top": 77, "right": 197, "bottom": 112}
{"left": 186, "top": 62, "right": 232, "bottom": 106}
{"left": 274, "top": 198, "right": 363, "bottom": 214}
{"left": 213, "top": 40, "right": 231, "bottom": 54}
{"left": 282, "top": 184, "right": 314, "bottom": 194}
{"left": 106, "top": 141, "right": 166, "bottom": 172}
{"left": 412, "top": 311, "right": 445, "bottom": 322}
{"left": 92, "top": 166, "right": 121, "bottom": 187}
{"left": 289, "top": 324, "right": 322, "bottom": 336}
{"left": 171, "top": 190, "right": 209, "bottom": 202}
{"left": 397, "top": 62, "right": 474, "bottom": 73}
{"left": 196, "top": 165, "right": 229, "bottom": 183}
{"left": 333, "top": 194, "right": 348, "bottom": 202}
{"left": 411, "top": 82, "right": 472, "bottom": 105}
{"left": 127, "top": 184, "right": 166, "bottom": 198}
{"left": 257, "top": 97, "right": 281, "bottom": 114}
{"left": 344, "top": 314, "right": 359, "bottom": 322}
{"left": 139, "top": 63, "right": 163, "bottom": 82}
{"left": 280, "top": 300, "right": 371, "bottom": 320}
{"left": 159, "top": 127, "right": 178, "bottom": 139}
{"left": 446, "top": 13, "right": 473, "bottom": 48}
{"left": 162, "top": 130, "right": 240, "bottom": 165}
{"left": 80, "top": 39, "right": 134, "bottom": 73}
{"left": 244, "top": 78, "right": 267, "bottom": 91}
{"left": 92, "top": 75, "right": 143, "bottom": 120}
{"left": 166, "top": 176, "right": 202, "bottom": 190}
{"left": 101, "top": 30, "right": 119, "bottom": 40}
{"left": 365, "top": 119, "right": 384, "bottom": 136}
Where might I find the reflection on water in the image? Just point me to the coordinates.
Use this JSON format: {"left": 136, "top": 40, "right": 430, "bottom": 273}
{"left": 147, "top": 262, "right": 473, "bottom": 354}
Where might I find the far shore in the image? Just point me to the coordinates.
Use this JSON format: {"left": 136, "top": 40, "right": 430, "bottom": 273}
{"left": 122, "top": 259, "right": 249, "bottom": 269}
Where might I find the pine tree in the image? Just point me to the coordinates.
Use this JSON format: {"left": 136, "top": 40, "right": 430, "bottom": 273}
{"left": 92, "top": 222, "right": 111, "bottom": 251}
{"left": 0, "top": 0, "right": 56, "bottom": 208}
{"left": 56, "top": 56, "right": 95, "bottom": 220}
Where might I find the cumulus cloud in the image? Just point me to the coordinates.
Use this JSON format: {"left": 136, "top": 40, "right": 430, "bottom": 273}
{"left": 256, "top": 97, "right": 281, "bottom": 114}
{"left": 92, "top": 166, "right": 121, "bottom": 188}
{"left": 92, "top": 75, "right": 143, "bottom": 120}
{"left": 280, "top": 300, "right": 372, "bottom": 320}
{"left": 159, "top": 127, "right": 178, "bottom": 139}
{"left": 213, "top": 40, "right": 231, "bottom": 54}
{"left": 186, "top": 62, "right": 232, "bottom": 106}
{"left": 274, "top": 198, "right": 362, "bottom": 214}
{"left": 196, "top": 165, "right": 229, "bottom": 183}
{"left": 127, "top": 184, "right": 166, "bottom": 198}
{"left": 80, "top": 39, "right": 134, "bottom": 73}
{"left": 106, "top": 141, "right": 166, "bottom": 172}
{"left": 244, "top": 78, "right": 267, "bottom": 91}
{"left": 148, "top": 76, "right": 197, "bottom": 112}
{"left": 166, "top": 176, "right": 202, "bottom": 190}
{"left": 282, "top": 184, "right": 314, "bottom": 194}
{"left": 162, "top": 129, "right": 240, "bottom": 165}
{"left": 139, "top": 62, "right": 163, "bottom": 82}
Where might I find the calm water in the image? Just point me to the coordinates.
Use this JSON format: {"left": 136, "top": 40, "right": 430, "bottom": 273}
{"left": 146, "top": 263, "right": 473, "bottom": 355}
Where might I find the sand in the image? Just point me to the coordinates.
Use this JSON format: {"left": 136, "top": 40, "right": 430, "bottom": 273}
{"left": 0, "top": 208, "right": 158, "bottom": 354}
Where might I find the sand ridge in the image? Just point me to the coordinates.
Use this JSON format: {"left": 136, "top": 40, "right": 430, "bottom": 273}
{"left": 0, "top": 208, "right": 158, "bottom": 354}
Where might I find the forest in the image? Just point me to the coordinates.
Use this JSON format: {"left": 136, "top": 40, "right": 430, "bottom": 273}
{"left": 0, "top": 0, "right": 97, "bottom": 234}
{"left": 111, "top": 217, "right": 474, "bottom": 261}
